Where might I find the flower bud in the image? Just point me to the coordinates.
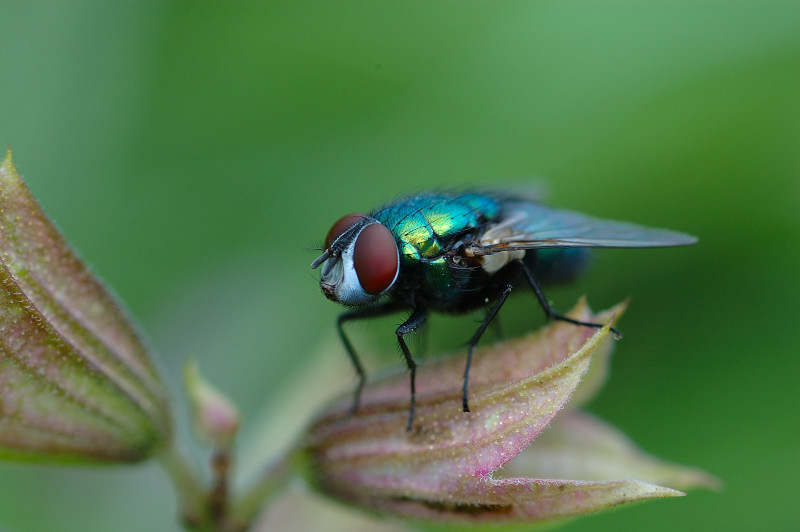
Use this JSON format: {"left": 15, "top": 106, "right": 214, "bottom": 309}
{"left": 184, "top": 360, "right": 240, "bottom": 448}
{"left": 0, "top": 148, "right": 171, "bottom": 463}
{"left": 299, "top": 300, "right": 716, "bottom": 526}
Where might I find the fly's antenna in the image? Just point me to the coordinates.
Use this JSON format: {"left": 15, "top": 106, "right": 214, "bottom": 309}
{"left": 310, "top": 249, "right": 330, "bottom": 269}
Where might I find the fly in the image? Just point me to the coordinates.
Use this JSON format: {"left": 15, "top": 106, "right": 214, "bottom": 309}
{"left": 311, "top": 191, "right": 696, "bottom": 431}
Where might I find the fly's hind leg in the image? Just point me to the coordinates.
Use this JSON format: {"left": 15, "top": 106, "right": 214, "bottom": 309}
{"left": 515, "top": 258, "right": 621, "bottom": 338}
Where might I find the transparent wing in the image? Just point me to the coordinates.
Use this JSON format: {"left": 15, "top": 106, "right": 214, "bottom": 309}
{"left": 468, "top": 201, "right": 697, "bottom": 256}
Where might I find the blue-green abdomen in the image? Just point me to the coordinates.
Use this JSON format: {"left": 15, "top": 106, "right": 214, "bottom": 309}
{"left": 532, "top": 247, "right": 590, "bottom": 284}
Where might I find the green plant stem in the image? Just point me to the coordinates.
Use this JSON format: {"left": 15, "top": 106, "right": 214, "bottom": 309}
{"left": 208, "top": 448, "right": 232, "bottom": 530}
{"left": 229, "top": 452, "right": 294, "bottom": 530}
{"left": 157, "top": 439, "right": 210, "bottom": 531}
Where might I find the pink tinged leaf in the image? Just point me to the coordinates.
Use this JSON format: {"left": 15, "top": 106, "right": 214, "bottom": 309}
{"left": 300, "top": 300, "right": 691, "bottom": 524}
{"left": 504, "top": 410, "right": 721, "bottom": 492}
{"left": 376, "top": 478, "right": 682, "bottom": 524}
{"left": 566, "top": 299, "right": 626, "bottom": 409}
{"left": 0, "top": 149, "right": 171, "bottom": 463}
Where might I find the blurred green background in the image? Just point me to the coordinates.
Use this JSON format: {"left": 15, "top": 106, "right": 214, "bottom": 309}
{"left": 1, "top": 1, "right": 798, "bottom": 531}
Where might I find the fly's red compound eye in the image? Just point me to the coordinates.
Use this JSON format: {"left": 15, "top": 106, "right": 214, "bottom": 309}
{"left": 353, "top": 223, "right": 399, "bottom": 295}
{"left": 324, "top": 213, "right": 365, "bottom": 249}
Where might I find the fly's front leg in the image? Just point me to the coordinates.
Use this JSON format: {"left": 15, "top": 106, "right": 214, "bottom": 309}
{"left": 337, "top": 303, "right": 402, "bottom": 415}
{"left": 396, "top": 306, "right": 428, "bottom": 432}
{"left": 516, "top": 258, "right": 621, "bottom": 338}
{"left": 336, "top": 313, "right": 367, "bottom": 415}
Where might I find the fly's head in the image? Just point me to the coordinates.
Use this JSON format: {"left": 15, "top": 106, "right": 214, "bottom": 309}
{"left": 311, "top": 214, "right": 400, "bottom": 306}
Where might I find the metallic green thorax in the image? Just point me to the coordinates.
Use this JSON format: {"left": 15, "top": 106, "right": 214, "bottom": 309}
{"left": 371, "top": 192, "right": 501, "bottom": 302}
